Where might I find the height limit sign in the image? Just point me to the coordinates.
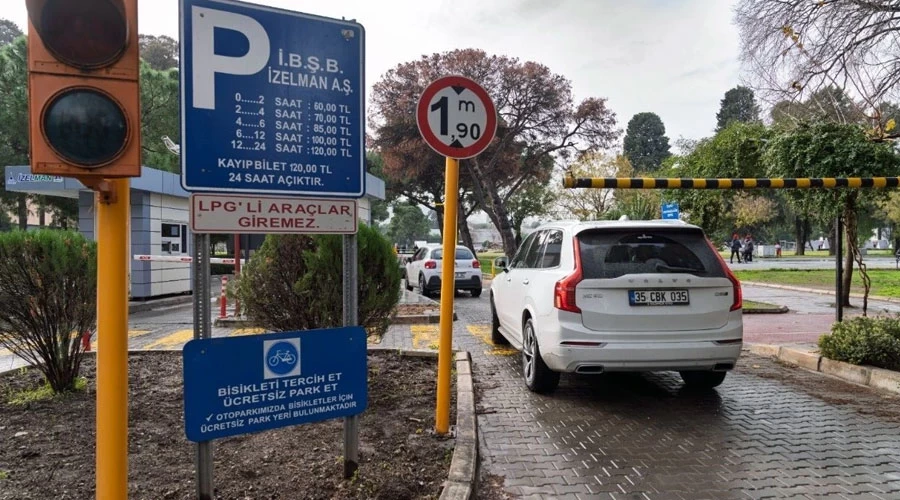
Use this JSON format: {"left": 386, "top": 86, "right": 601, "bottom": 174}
{"left": 416, "top": 76, "right": 497, "bottom": 159}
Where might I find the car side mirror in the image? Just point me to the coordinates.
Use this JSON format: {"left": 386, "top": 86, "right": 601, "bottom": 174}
{"left": 494, "top": 257, "right": 508, "bottom": 272}
{"left": 406, "top": 257, "right": 412, "bottom": 264}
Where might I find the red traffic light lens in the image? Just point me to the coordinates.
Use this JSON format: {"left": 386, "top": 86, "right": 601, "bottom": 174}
{"left": 39, "top": 0, "right": 127, "bottom": 69}
{"left": 42, "top": 88, "right": 128, "bottom": 167}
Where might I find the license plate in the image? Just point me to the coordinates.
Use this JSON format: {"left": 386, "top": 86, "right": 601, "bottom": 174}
{"left": 628, "top": 289, "right": 689, "bottom": 306}
{"left": 455, "top": 272, "right": 465, "bottom": 279}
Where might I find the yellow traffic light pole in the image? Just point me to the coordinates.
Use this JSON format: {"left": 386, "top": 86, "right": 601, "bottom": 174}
{"left": 95, "top": 179, "right": 130, "bottom": 499}
{"left": 435, "top": 157, "right": 459, "bottom": 434}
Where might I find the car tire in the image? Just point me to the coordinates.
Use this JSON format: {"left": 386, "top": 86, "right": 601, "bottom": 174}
{"left": 471, "top": 287, "right": 482, "bottom": 298}
{"left": 522, "top": 318, "right": 559, "bottom": 393}
{"left": 405, "top": 278, "right": 413, "bottom": 291}
{"left": 490, "top": 297, "right": 508, "bottom": 345}
{"left": 679, "top": 370, "right": 727, "bottom": 388}
{"left": 418, "top": 274, "right": 428, "bottom": 297}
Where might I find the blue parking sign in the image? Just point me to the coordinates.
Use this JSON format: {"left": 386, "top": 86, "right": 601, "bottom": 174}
{"left": 182, "top": 327, "right": 367, "bottom": 442}
{"left": 179, "top": 0, "right": 365, "bottom": 197}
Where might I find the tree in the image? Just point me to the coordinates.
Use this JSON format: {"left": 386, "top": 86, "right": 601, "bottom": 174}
{"left": 770, "top": 86, "right": 866, "bottom": 128}
{"left": 139, "top": 61, "right": 180, "bottom": 173}
{"left": 505, "top": 177, "right": 556, "bottom": 246}
{"left": 365, "top": 151, "right": 393, "bottom": 226}
{"left": 735, "top": 0, "right": 900, "bottom": 130}
{"left": 661, "top": 122, "right": 771, "bottom": 241}
{"left": 623, "top": 112, "right": 671, "bottom": 172}
{"left": 0, "top": 19, "right": 22, "bottom": 47}
{"left": 371, "top": 49, "right": 619, "bottom": 257}
{"left": 386, "top": 202, "right": 431, "bottom": 248}
{"left": 138, "top": 34, "right": 178, "bottom": 70}
{"left": 0, "top": 36, "right": 30, "bottom": 229}
{"left": 716, "top": 86, "right": 760, "bottom": 131}
{"left": 556, "top": 153, "right": 629, "bottom": 220}
{"left": 764, "top": 123, "right": 900, "bottom": 310}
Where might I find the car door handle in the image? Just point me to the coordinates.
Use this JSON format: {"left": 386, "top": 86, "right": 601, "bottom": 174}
{"left": 522, "top": 279, "right": 529, "bottom": 285}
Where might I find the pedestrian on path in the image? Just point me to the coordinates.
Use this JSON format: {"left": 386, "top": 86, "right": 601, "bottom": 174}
{"left": 730, "top": 234, "right": 743, "bottom": 264}
{"left": 742, "top": 235, "right": 754, "bottom": 263}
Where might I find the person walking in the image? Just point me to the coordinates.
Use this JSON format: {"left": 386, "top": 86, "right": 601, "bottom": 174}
{"left": 729, "top": 234, "right": 743, "bottom": 264}
{"left": 742, "top": 235, "right": 754, "bottom": 263}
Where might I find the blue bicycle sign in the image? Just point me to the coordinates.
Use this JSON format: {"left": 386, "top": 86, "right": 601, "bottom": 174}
{"left": 263, "top": 339, "right": 300, "bottom": 378}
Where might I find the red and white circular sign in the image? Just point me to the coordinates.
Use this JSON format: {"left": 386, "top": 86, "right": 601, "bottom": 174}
{"left": 416, "top": 76, "right": 497, "bottom": 159}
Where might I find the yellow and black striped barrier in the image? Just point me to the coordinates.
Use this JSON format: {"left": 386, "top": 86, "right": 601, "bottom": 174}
{"left": 563, "top": 177, "right": 900, "bottom": 189}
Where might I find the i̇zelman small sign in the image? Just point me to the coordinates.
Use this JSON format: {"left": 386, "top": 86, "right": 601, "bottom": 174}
{"left": 182, "top": 327, "right": 367, "bottom": 442}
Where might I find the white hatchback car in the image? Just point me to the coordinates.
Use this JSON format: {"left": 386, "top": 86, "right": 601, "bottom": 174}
{"left": 405, "top": 244, "right": 483, "bottom": 297}
{"left": 490, "top": 220, "right": 742, "bottom": 393}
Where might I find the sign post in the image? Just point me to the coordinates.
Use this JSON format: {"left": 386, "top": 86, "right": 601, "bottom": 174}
{"left": 416, "top": 76, "right": 496, "bottom": 434}
{"left": 661, "top": 202, "right": 680, "bottom": 220}
{"left": 180, "top": 0, "right": 366, "bottom": 492}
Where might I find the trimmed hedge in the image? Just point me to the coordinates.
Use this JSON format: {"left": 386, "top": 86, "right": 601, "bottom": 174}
{"left": 233, "top": 224, "right": 400, "bottom": 337}
{"left": 818, "top": 316, "right": 900, "bottom": 371}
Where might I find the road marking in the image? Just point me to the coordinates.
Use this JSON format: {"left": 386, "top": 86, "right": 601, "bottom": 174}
{"left": 410, "top": 325, "right": 439, "bottom": 350}
{"left": 90, "top": 329, "right": 152, "bottom": 351}
{"left": 230, "top": 327, "right": 266, "bottom": 336}
{"left": 467, "top": 325, "right": 517, "bottom": 356}
{"left": 143, "top": 329, "right": 195, "bottom": 350}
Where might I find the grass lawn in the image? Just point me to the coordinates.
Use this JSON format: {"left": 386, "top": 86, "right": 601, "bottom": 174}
{"left": 743, "top": 299, "right": 784, "bottom": 311}
{"left": 734, "top": 269, "right": 900, "bottom": 298}
{"left": 477, "top": 252, "right": 505, "bottom": 275}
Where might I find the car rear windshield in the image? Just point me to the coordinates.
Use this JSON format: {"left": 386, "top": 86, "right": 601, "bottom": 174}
{"left": 432, "top": 248, "right": 475, "bottom": 260}
{"left": 577, "top": 228, "right": 725, "bottom": 279}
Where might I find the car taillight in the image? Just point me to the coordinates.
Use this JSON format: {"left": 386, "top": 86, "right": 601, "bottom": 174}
{"left": 706, "top": 238, "right": 742, "bottom": 311}
{"left": 424, "top": 260, "right": 437, "bottom": 269}
{"left": 472, "top": 259, "right": 480, "bottom": 269}
{"left": 554, "top": 238, "right": 583, "bottom": 313}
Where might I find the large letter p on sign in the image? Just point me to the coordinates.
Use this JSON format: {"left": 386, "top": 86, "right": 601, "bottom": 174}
{"left": 191, "top": 6, "right": 270, "bottom": 110}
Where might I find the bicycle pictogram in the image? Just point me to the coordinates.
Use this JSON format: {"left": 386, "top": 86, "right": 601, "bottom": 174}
{"left": 268, "top": 349, "right": 296, "bottom": 368}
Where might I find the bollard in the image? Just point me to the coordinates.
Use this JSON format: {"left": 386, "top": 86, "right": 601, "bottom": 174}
{"left": 219, "top": 276, "right": 228, "bottom": 319}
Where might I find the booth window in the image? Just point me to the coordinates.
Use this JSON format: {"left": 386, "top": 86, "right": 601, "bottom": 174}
{"left": 161, "top": 223, "right": 188, "bottom": 254}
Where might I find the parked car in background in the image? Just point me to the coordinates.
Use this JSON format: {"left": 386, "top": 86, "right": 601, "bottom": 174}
{"left": 490, "top": 219, "right": 743, "bottom": 393}
{"left": 405, "top": 244, "right": 483, "bottom": 297}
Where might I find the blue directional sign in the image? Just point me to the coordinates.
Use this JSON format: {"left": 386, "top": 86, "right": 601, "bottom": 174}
{"left": 661, "top": 202, "right": 680, "bottom": 220}
{"left": 179, "top": 0, "right": 365, "bottom": 197}
{"left": 182, "top": 327, "right": 367, "bottom": 442}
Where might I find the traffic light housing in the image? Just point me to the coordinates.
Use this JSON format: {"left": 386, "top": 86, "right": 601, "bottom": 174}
{"left": 26, "top": 0, "right": 140, "bottom": 179}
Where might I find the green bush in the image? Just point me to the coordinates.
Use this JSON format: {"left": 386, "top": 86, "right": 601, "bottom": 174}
{"left": 818, "top": 316, "right": 900, "bottom": 371}
{"left": 0, "top": 230, "right": 97, "bottom": 392}
{"left": 233, "top": 224, "right": 401, "bottom": 337}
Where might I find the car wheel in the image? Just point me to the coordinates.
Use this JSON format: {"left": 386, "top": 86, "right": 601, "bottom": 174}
{"left": 679, "top": 370, "right": 727, "bottom": 388}
{"left": 471, "top": 287, "right": 482, "bottom": 298}
{"left": 522, "top": 318, "right": 559, "bottom": 393}
{"left": 490, "top": 297, "right": 508, "bottom": 345}
{"left": 418, "top": 274, "right": 428, "bottom": 297}
{"left": 405, "top": 278, "right": 413, "bottom": 291}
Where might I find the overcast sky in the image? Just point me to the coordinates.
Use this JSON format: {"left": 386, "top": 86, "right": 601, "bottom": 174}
{"left": 7, "top": 0, "right": 742, "bottom": 148}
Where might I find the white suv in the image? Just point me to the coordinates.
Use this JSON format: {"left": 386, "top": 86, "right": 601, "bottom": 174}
{"left": 405, "top": 244, "right": 483, "bottom": 297}
{"left": 490, "top": 220, "right": 742, "bottom": 393}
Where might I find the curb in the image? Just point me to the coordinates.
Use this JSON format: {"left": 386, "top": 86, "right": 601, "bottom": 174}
{"left": 440, "top": 351, "right": 476, "bottom": 500}
{"left": 742, "top": 305, "right": 789, "bottom": 314}
{"left": 742, "top": 281, "right": 900, "bottom": 305}
{"left": 215, "top": 311, "right": 460, "bottom": 328}
{"left": 747, "top": 344, "right": 900, "bottom": 395}
{"left": 367, "top": 347, "right": 477, "bottom": 500}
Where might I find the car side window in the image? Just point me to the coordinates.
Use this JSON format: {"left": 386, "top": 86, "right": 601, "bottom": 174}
{"left": 509, "top": 232, "right": 539, "bottom": 269}
{"left": 413, "top": 248, "right": 427, "bottom": 261}
{"left": 523, "top": 230, "right": 548, "bottom": 268}
{"left": 541, "top": 230, "right": 563, "bottom": 268}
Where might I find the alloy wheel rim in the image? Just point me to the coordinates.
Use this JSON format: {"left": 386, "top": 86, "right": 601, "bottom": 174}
{"left": 523, "top": 323, "right": 534, "bottom": 381}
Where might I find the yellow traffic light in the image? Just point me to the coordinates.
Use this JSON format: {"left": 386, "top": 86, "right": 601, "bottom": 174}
{"left": 26, "top": 0, "right": 140, "bottom": 179}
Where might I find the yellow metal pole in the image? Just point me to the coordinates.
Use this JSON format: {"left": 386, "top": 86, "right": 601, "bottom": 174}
{"left": 96, "top": 178, "right": 130, "bottom": 499}
{"left": 435, "top": 156, "right": 459, "bottom": 434}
